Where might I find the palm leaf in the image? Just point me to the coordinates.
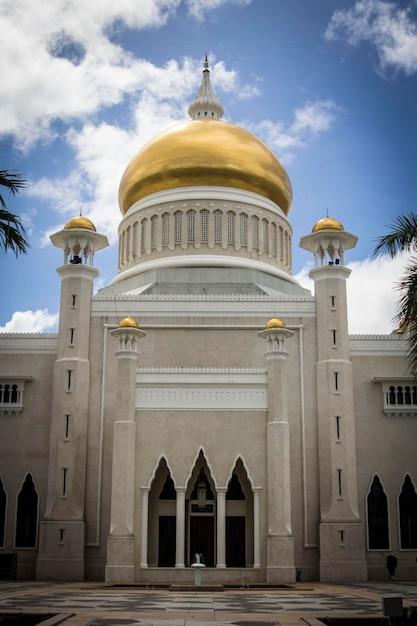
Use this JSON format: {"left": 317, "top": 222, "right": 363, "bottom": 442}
{"left": 0, "top": 170, "right": 26, "bottom": 209}
{"left": 0, "top": 207, "right": 28, "bottom": 255}
{"left": 373, "top": 213, "right": 417, "bottom": 258}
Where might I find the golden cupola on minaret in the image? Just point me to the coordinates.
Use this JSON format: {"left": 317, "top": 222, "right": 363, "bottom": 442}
{"left": 119, "top": 56, "right": 292, "bottom": 216}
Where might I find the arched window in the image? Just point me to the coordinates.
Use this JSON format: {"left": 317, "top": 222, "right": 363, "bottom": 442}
{"left": 272, "top": 222, "right": 277, "bottom": 256}
{"left": 240, "top": 213, "right": 248, "bottom": 247}
{"left": 3, "top": 385, "right": 9, "bottom": 404}
{"left": 397, "top": 386, "right": 404, "bottom": 404}
{"left": 126, "top": 226, "right": 131, "bottom": 260}
{"left": 200, "top": 209, "right": 208, "bottom": 243}
{"left": 162, "top": 213, "right": 169, "bottom": 247}
{"left": 227, "top": 211, "right": 235, "bottom": 246}
{"left": 252, "top": 216, "right": 259, "bottom": 251}
{"left": 0, "top": 478, "right": 6, "bottom": 547}
{"left": 141, "top": 219, "right": 148, "bottom": 253}
{"left": 389, "top": 386, "right": 396, "bottom": 405}
{"left": 10, "top": 385, "right": 18, "bottom": 404}
{"left": 15, "top": 474, "right": 38, "bottom": 548}
{"left": 151, "top": 215, "right": 158, "bottom": 250}
{"left": 214, "top": 210, "right": 222, "bottom": 244}
{"left": 279, "top": 225, "right": 284, "bottom": 261}
{"left": 174, "top": 211, "right": 182, "bottom": 245}
{"left": 187, "top": 210, "right": 196, "bottom": 244}
{"left": 399, "top": 475, "right": 417, "bottom": 549}
{"left": 405, "top": 386, "right": 412, "bottom": 405}
{"left": 367, "top": 475, "right": 389, "bottom": 549}
{"left": 132, "top": 222, "right": 138, "bottom": 257}
{"left": 262, "top": 219, "right": 268, "bottom": 254}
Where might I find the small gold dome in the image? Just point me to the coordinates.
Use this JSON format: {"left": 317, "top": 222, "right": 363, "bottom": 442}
{"left": 312, "top": 217, "right": 344, "bottom": 233}
{"left": 119, "top": 317, "right": 139, "bottom": 329}
{"left": 266, "top": 318, "right": 286, "bottom": 329}
{"left": 65, "top": 216, "right": 96, "bottom": 232}
{"left": 119, "top": 120, "right": 292, "bottom": 215}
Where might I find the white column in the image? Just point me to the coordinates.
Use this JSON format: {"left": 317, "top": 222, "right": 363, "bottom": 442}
{"left": 216, "top": 488, "right": 226, "bottom": 568}
{"left": 175, "top": 488, "right": 186, "bottom": 567}
{"left": 253, "top": 488, "right": 261, "bottom": 568}
{"left": 140, "top": 488, "right": 149, "bottom": 568}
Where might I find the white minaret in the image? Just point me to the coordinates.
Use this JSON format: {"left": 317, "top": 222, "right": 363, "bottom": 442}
{"left": 258, "top": 318, "right": 296, "bottom": 583}
{"left": 188, "top": 54, "right": 224, "bottom": 120}
{"left": 300, "top": 216, "right": 367, "bottom": 581}
{"left": 37, "top": 216, "right": 108, "bottom": 581}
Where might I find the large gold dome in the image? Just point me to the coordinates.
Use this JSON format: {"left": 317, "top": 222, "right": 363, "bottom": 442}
{"left": 119, "top": 120, "right": 292, "bottom": 215}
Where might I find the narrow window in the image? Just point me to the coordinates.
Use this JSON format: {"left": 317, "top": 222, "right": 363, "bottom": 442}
{"left": 151, "top": 216, "right": 157, "bottom": 249}
{"left": 367, "top": 475, "right": 389, "bottom": 549}
{"left": 279, "top": 226, "right": 284, "bottom": 261}
{"left": 272, "top": 222, "right": 277, "bottom": 256}
{"left": 413, "top": 386, "right": 417, "bottom": 404}
{"left": 332, "top": 329, "right": 337, "bottom": 345}
{"left": 141, "top": 219, "right": 148, "bottom": 253}
{"left": 252, "top": 216, "right": 259, "bottom": 250}
{"left": 126, "top": 226, "right": 131, "bottom": 260}
{"left": 388, "top": 386, "right": 396, "bottom": 405}
{"left": 71, "top": 295, "right": 76, "bottom": 307}
{"left": 65, "top": 415, "right": 70, "bottom": 439}
{"left": 162, "top": 213, "right": 169, "bottom": 247}
{"left": 399, "top": 475, "right": 417, "bottom": 549}
{"left": 201, "top": 209, "right": 208, "bottom": 243}
{"left": 62, "top": 468, "right": 68, "bottom": 496}
{"left": 262, "top": 219, "right": 268, "bottom": 253}
{"left": 336, "top": 416, "right": 341, "bottom": 440}
{"left": 240, "top": 213, "right": 248, "bottom": 247}
{"left": 15, "top": 474, "right": 38, "bottom": 548}
{"left": 337, "top": 469, "right": 342, "bottom": 496}
{"left": 405, "top": 386, "right": 412, "bottom": 405}
{"left": 67, "top": 370, "right": 72, "bottom": 391}
{"left": 69, "top": 328, "right": 75, "bottom": 345}
{"left": 397, "top": 386, "right": 404, "bottom": 404}
{"left": 187, "top": 210, "right": 196, "bottom": 244}
{"left": 334, "top": 371, "right": 339, "bottom": 391}
{"left": 3, "top": 385, "right": 9, "bottom": 403}
{"left": 214, "top": 210, "right": 222, "bottom": 244}
{"left": 0, "top": 478, "right": 6, "bottom": 547}
{"left": 227, "top": 211, "right": 235, "bottom": 246}
{"left": 331, "top": 296, "right": 336, "bottom": 308}
{"left": 339, "top": 529, "right": 344, "bottom": 545}
{"left": 174, "top": 212, "right": 182, "bottom": 245}
{"left": 132, "top": 222, "right": 138, "bottom": 257}
{"left": 59, "top": 529, "right": 65, "bottom": 544}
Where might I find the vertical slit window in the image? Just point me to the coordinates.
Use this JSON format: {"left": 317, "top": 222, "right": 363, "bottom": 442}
{"left": 201, "top": 209, "right": 208, "bottom": 243}
{"left": 332, "top": 330, "right": 337, "bottom": 345}
{"left": 337, "top": 469, "right": 342, "bottom": 496}
{"left": 151, "top": 216, "right": 157, "bottom": 250}
{"left": 15, "top": 474, "right": 38, "bottom": 548}
{"left": 71, "top": 295, "right": 76, "bottom": 307}
{"left": 339, "top": 529, "right": 344, "bottom": 545}
{"left": 59, "top": 529, "right": 64, "bottom": 544}
{"left": 336, "top": 416, "right": 341, "bottom": 440}
{"left": 69, "top": 329, "right": 75, "bottom": 345}
{"left": 174, "top": 212, "right": 182, "bottom": 245}
{"left": 227, "top": 211, "right": 235, "bottom": 246}
{"left": 399, "top": 475, "right": 417, "bottom": 549}
{"left": 65, "top": 415, "right": 70, "bottom": 439}
{"left": 187, "top": 210, "right": 196, "bottom": 244}
{"left": 67, "top": 370, "right": 72, "bottom": 391}
{"left": 240, "top": 213, "right": 248, "bottom": 247}
{"left": 334, "top": 372, "right": 339, "bottom": 391}
{"left": 62, "top": 468, "right": 67, "bottom": 496}
{"left": 162, "top": 213, "right": 169, "bottom": 247}
{"left": 367, "top": 475, "right": 389, "bottom": 549}
{"left": 252, "top": 216, "right": 259, "bottom": 250}
{"left": 214, "top": 210, "right": 222, "bottom": 244}
{"left": 331, "top": 296, "right": 336, "bottom": 309}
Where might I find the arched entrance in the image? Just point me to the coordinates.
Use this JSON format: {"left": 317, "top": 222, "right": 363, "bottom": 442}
{"left": 147, "top": 458, "right": 176, "bottom": 567}
{"left": 226, "top": 458, "right": 254, "bottom": 567}
{"left": 185, "top": 451, "right": 216, "bottom": 567}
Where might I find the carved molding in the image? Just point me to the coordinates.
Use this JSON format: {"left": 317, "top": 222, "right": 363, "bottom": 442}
{"left": 0, "top": 334, "right": 58, "bottom": 353}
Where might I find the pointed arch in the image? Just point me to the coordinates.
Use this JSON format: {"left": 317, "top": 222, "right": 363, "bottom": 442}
{"left": 184, "top": 447, "right": 218, "bottom": 492}
{"left": 225, "top": 456, "right": 255, "bottom": 490}
{"left": 15, "top": 473, "right": 39, "bottom": 548}
{"left": 225, "top": 457, "right": 254, "bottom": 567}
{"left": 146, "top": 455, "right": 177, "bottom": 489}
{"left": 147, "top": 457, "right": 177, "bottom": 567}
{"left": 366, "top": 474, "right": 389, "bottom": 550}
{"left": 399, "top": 474, "right": 417, "bottom": 549}
{"left": 0, "top": 476, "right": 7, "bottom": 547}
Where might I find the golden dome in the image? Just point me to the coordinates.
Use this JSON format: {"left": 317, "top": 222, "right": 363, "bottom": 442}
{"left": 119, "top": 317, "right": 139, "bottom": 329}
{"left": 64, "top": 216, "right": 96, "bottom": 232}
{"left": 266, "top": 318, "right": 286, "bottom": 329}
{"left": 312, "top": 217, "right": 344, "bottom": 233}
{"left": 119, "top": 120, "right": 292, "bottom": 215}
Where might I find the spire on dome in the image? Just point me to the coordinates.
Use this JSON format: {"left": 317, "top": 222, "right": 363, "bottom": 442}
{"left": 188, "top": 55, "right": 224, "bottom": 120}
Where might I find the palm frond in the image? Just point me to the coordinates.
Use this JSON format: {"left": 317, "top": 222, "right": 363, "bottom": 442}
{"left": 394, "top": 257, "right": 417, "bottom": 378}
{"left": 0, "top": 208, "right": 29, "bottom": 255}
{"left": 373, "top": 213, "right": 417, "bottom": 258}
{"left": 0, "top": 170, "right": 26, "bottom": 209}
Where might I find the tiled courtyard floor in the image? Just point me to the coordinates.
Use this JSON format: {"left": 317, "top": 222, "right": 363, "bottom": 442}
{"left": 0, "top": 581, "right": 416, "bottom": 626}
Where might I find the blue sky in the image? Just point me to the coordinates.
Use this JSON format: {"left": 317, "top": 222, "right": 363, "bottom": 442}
{"left": 1, "top": 0, "right": 416, "bottom": 333}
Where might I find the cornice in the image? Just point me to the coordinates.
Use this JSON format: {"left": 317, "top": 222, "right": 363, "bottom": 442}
{"left": 0, "top": 333, "right": 58, "bottom": 353}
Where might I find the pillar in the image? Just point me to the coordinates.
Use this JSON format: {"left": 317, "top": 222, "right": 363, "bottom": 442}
{"left": 175, "top": 488, "right": 186, "bottom": 567}
{"left": 253, "top": 488, "right": 261, "bottom": 568}
{"left": 258, "top": 321, "right": 296, "bottom": 583}
{"left": 216, "top": 488, "right": 226, "bottom": 568}
{"left": 105, "top": 320, "right": 145, "bottom": 584}
{"left": 140, "top": 488, "right": 149, "bottom": 568}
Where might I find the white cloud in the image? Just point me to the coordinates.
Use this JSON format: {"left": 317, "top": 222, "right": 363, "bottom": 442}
{"left": 0, "top": 309, "right": 58, "bottom": 333}
{"left": 325, "top": 0, "right": 417, "bottom": 75}
{"left": 295, "top": 253, "right": 409, "bottom": 334}
{"left": 186, "top": 0, "right": 251, "bottom": 21}
{"left": 252, "top": 100, "right": 339, "bottom": 163}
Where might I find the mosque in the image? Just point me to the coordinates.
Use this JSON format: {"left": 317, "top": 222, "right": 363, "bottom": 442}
{"left": 0, "top": 59, "right": 416, "bottom": 584}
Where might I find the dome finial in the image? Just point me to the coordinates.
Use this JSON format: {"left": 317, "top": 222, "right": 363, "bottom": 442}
{"left": 188, "top": 54, "right": 224, "bottom": 121}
